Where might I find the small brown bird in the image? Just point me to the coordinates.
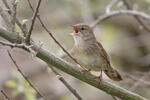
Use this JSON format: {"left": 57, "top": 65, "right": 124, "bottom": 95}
{"left": 70, "top": 24, "right": 122, "bottom": 84}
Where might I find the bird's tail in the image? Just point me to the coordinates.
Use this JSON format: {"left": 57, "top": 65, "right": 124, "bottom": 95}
{"left": 104, "top": 68, "right": 123, "bottom": 81}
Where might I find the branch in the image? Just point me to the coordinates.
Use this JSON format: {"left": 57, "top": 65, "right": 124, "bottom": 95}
{"left": 121, "top": 0, "right": 150, "bottom": 32}
{"left": 91, "top": 10, "right": 150, "bottom": 29}
{"left": 0, "top": 28, "right": 148, "bottom": 100}
{"left": 26, "top": 0, "right": 89, "bottom": 71}
{"left": 129, "top": 72, "right": 150, "bottom": 91}
{"left": 11, "top": 0, "right": 17, "bottom": 32}
{"left": 122, "top": 72, "right": 150, "bottom": 86}
{"left": 49, "top": 65, "right": 82, "bottom": 100}
{"left": 106, "top": 0, "right": 118, "bottom": 13}
{"left": 25, "top": 0, "right": 42, "bottom": 43}
{"left": 7, "top": 50, "right": 48, "bottom": 100}
{"left": 0, "top": 6, "right": 13, "bottom": 31}
{"left": 2, "top": 0, "right": 28, "bottom": 36}
{"left": 1, "top": 90, "right": 10, "bottom": 100}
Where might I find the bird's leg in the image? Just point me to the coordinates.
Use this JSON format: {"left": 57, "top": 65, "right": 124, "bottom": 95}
{"left": 98, "top": 70, "right": 103, "bottom": 86}
{"left": 78, "top": 64, "right": 91, "bottom": 72}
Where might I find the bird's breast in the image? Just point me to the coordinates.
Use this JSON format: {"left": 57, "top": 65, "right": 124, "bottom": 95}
{"left": 73, "top": 45, "right": 103, "bottom": 71}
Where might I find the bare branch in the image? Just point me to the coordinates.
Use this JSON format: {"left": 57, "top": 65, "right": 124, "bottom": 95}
{"left": 11, "top": 0, "right": 17, "bottom": 32}
{"left": 26, "top": 0, "right": 34, "bottom": 11}
{"left": 2, "top": 0, "right": 11, "bottom": 13}
{"left": 130, "top": 72, "right": 150, "bottom": 91}
{"left": 0, "top": 28, "right": 148, "bottom": 100}
{"left": 25, "top": 0, "right": 42, "bottom": 43}
{"left": 122, "top": 72, "right": 150, "bottom": 86}
{"left": 106, "top": 0, "right": 118, "bottom": 13}
{"left": 2, "top": 0, "right": 28, "bottom": 36}
{"left": 91, "top": 10, "right": 150, "bottom": 29}
{"left": 0, "top": 40, "right": 23, "bottom": 47}
{"left": 7, "top": 50, "right": 48, "bottom": 100}
{"left": 26, "top": 0, "right": 89, "bottom": 71}
{"left": 121, "top": 0, "right": 150, "bottom": 32}
{"left": 1, "top": 90, "right": 10, "bottom": 100}
{"left": 49, "top": 65, "right": 82, "bottom": 100}
{"left": 0, "top": 6, "right": 14, "bottom": 31}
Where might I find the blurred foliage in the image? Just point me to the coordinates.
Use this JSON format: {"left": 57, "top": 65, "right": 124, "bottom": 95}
{"left": 0, "top": 0, "right": 150, "bottom": 99}
{"left": 5, "top": 70, "right": 37, "bottom": 100}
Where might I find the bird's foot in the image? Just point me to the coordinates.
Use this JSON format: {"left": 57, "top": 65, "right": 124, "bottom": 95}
{"left": 78, "top": 64, "right": 91, "bottom": 73}
{"left": 94, "top": 70, "right": 103, "bottom": 87}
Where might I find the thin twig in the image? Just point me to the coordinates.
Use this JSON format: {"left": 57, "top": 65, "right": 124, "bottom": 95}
{"left": 25, "top": 0, "right": 42, "bottom": 43}
{"left": 7, "top": 50, "right": 48, "bottom": 100}
{"left": 11, "top": 0, "right": 17, "bottom": 32}
{"left": 2, "top": 0, "right": 28, "bottom": 36}
{"left": 122, "top": 72, "right": 150, "bottom": 86}
{"left": 0, "top": 40, "right": 23, "bottom": 47}
{"left": 106, "top": 0, "right": 118, "bottom": 13}
{"left": 26, "top": 0, "right": 89, "bottom": 71}
{"left": 2, "top": 0, "right": 11, "bottom": 13}
{"left": 121, "top": 0, "right": 150, "bottom": 32}
{"left": 0, "top": 6, "right": 13, "bottom": 31}
{"left": 0, "top": 41, "right": 38, "bottom": 56}
{"left": 91, "top": 10, "right": 150, "bottom": 29}
{"left": 129, "top": 72, "right": 150, "bottom": 91}
{"left": 49, "top": 66, "right": 82, "bottom": 100}
{"left": 1, "top": 90, "right": 10, "bottom": 100}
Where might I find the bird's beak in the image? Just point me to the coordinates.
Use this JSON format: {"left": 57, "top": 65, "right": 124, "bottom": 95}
{"left": 71, "top": 25, "right": 78, "bottom": 35}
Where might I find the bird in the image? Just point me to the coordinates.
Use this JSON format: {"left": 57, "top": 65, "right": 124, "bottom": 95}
{"left": 70, "top": 23, "right": 123, "bottom": 84}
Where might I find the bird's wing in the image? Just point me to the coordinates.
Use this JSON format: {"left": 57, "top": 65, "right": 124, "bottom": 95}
{"left": 96, "top": 41, "right": 111, "bottom": 65}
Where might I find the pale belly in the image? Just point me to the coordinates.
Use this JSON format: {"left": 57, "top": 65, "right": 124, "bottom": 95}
{"left": 73, "top": 50, "right": 104, "bottom": 71}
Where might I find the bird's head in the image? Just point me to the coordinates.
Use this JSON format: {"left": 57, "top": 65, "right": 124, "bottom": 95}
{"left": 70, "top": 24, "right": 96, "bottom": 45}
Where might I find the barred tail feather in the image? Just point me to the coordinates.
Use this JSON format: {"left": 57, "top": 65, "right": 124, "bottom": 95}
{"left": 104, "top": 69, "right": 123, "bottom": 81}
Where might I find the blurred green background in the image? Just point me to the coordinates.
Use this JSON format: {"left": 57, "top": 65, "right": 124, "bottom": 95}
{"left": 0, "top": 0, "right": 150, "bottom": 100}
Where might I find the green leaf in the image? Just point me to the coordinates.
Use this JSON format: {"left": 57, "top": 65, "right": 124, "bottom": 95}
{"left": 6, "top": 80, "right": 18, "bottom": 88}
{"left": 15, "top": 23, "right": 22, "bottom": 34}
{"left": 30, "top": 52, "right": 34, "bottom": 58}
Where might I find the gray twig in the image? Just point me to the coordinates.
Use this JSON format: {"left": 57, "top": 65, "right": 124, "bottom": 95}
{"left": 121, "top": 0, "right": 150, "bottom": 32}
{"left": 91, "top": 10, "right": 150, "bottom": 29}
{"left": 122, "top": 72, "right": 150, "bottom": 86}
{"left": 25, "top": 0, "right": 42, "bottom": 43}
{"left": 2, "top": 0, "right": 28, "bottom": 36}
{"left": 106, "top": 0, "right": 118, "bottom": 13}
{"left": 1, "top": 90, "right": 10, "bottom": 100}
{"left": 49, "top": 66, "right": 82, "bottom": 100}
{"left": 7, "top": 50, "right": 48, "bottom": 100}
{"left": 0, "top": 40, "right": 37, "bottom": 56}
{"left": 130, "top": 72, "right": 150, "bottom": 91}
{"left": 0, "top": 6, "right": 13, "bottom": 31}
{"left": 11, "top": 0, "right": 17, "bottom": 32}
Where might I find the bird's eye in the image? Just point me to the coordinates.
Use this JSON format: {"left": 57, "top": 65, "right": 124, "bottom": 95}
{"left": 80, "top": 27, "right": 85, "bottom": 30}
